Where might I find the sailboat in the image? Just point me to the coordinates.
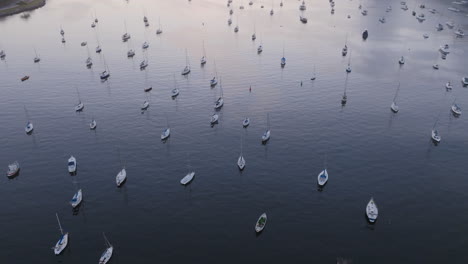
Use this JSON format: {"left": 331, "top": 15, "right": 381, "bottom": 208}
{"left": 299, "top": 0, "right": 306, "bottom": 10}
{"left": 68, "top": 156, "right": 77, "bottom": 173}
{"left": 53, "top": 213, "right": 69, "bottom": 255}
{"left": 451, "top": 100, "right": 462, "bottom": 115}
{"left": 317, "top": 155, "right": 328, "bottom": 187}
{"left": 228, "top": 18, "right": 232, "bottom": 25}
{"left": 140, "top": 59, "right": 148, "bottom": 69}
{"left": 214, "top": 79, "right": 224, "bottom": 109}
{"left": 234, "top": 16, "right": 239, "bottom": 32}
{"left": 75, "top": 88, "right": 84, "bottom": 111}
{"left": 261, "top": 113, "right": 271, "bottom": 143}
{"left": 342, "top": 35, "right": 348, "bottom": 56}
{"left": 142, "top": 41, "right": 149, "bottom": 49}
{"left": 280, "top": 45, "right": 286, "bottom": 67}
{"left": 180, "top": 171, "right": 195, "bottom": 185}
{"left": 85, "top": 46, "right": 93, "bottom": 68}
{"left": 399, "top": 56, "right": 405, "bottom": 65}
{"left": 366, "top": 198, "right": 378, "bottom": 223}
{"left": 210, "top": 61, "right": 218, "bottom": 87}
{"left": 33, "top": 49, "right": 40, "bottom": 63}
{"left": 257, "top": 42, "right": 263, "bottom": 53}
{"left": 311, "top": 65, "right": 316, "bottom": 80}
{"left": 90, "top": 118, "right": 97, "bottom": 130}
{"left": 156, "top": 18, "right": 163, "bottom": 34}
{"left": 116, "top": 167, "right": 126, "bottom": 187}
{"left": 122, "top": 21, "right": 131, "bottom": 41}
{"left": 243, "top": 117, "right": 250, "bottom": 127}
{"left": 341, "top": 74, "right": 348, "bottom": 105}
{"left": 99, "top": 233, "right": 113, "bottom": 264}
{"left": 100, "top": 56, "right": 110, "bottom": 80}
{"left": 60, "top": 27, "right": 64, "bottom": 36}
{"left": 172, "top": 74, "right": 180, "bottom": 97}
{"left": 161, "top": 116, "right": 171, "bottom": 140}
{"left": 201, "top": 41, "right": 207, "bottom": 65}
{"left": 346, "top": 50, "right": 352, "bottom": 73}
{"left": 431, "top": 115, "right": 441, "bottom": 143}
{"left": 24, "top": 107, "right": 34, "bottom": 134}
{"left": 70, "top": 189, "right": 82, "bottom": 208}
{"left": 181, "top": 49, "right": 191, "bottom": 75}
{"left": 237, "top": 136, "right": 246, "bottom": 170}
{"left": 391, "top": 82, "right": 400, "bottom": 113}
{"left": 0, "top": 50, "right": 5, "bottom": 59}
{"left": 210, "top": 113, "right": 219, "bottom": 124}
{"left": 141, "top": 100, "right": 150, "bottom": 110}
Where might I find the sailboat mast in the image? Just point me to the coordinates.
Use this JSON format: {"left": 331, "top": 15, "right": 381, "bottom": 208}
{"left": 56, "top": 213, "right": 64, "bottom": 235}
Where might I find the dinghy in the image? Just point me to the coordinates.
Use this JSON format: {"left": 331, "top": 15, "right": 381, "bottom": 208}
{"left": 116, "top": 168, "right": 127, "bottom": 187}
{"left": 171, "top": 88, "right": 180, "bottom": 97}
{"left": 99, "top": 234, "right": 113, "bottom": 264}
{"left": 451, "top": 103, "right": 462, "bottom": 115}
{"left": 180, "top": 172, "right": 195, "bottom": 185}
{"left": 446, "top": 21, "right": 455, "bottom": 28}
{"left": 379, "top": 17, "right": 386, "bottom": 23}
{"left": 317, "top": 169, "right": 328, "bottom": 186}
{"left": 211, "top": 113, "right": 219, "bottom": 124}
{"left": 53, "top": 213, "right": 69, "bottom": 255}
{"left": 423, "top": 33, "right": 429, "bottom": 39}
{"left": 454, "top": 29, "right": 464, "bottom": 37}
{"left": 6, "top": 161, "right": 20, "bottom": 177}
{"left": 361, "top": 9, "right": 368, "bottom": 16}
{"left": 243, "top": 117, "right": 250, "bottom": 127}
{"left": 255, "top": 213, "right": 267, "bottom": 233}
{"left": 141, "top": 100, "right": 150, "bottom": 110}
{"left": 68, "top": 156, "right": 77, "bottom": 173}
{"left": 366, "top": 198, "right": 378, "bottom": 223}
{"left": 431, "top": 129, "right": 441, "bottom": 142}
{"left": 161, "top": 128, "right": 171, "bottom": 140}
{"left": 70, "top": 189, "right": 82, "bottom": 208}
{"left": 90, "top": 119, "right": 97, "bottom": 130}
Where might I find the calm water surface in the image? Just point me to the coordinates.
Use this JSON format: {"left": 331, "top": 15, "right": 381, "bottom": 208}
{"left": 1, "top": 0, "right": 468, "bottom": 263}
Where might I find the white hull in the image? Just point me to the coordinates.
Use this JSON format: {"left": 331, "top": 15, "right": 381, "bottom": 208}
{"left": 161, "top": 128, "right": 171, "bottom": 140}
{"left": 237, "top": 155, "right": 246, "bottom": 170}
{"left": 99, "top": 246, "right": 113, "bottom": 264}
{"left": 262, "top": 130, "right": 270, "bottom": 142}
{"left": 116, "top": 168, "right": 127, "bottom": 187}
{"left": 255, "top": 213, "right": 267, "bottom": 233}
{"left": 431, "top": 129, "right": 441, "bottom": 142}
{"left": 211, "top": 114, "right": 219, "bottom": 124}
{"left": 68, "top": 156, "right": 77, "bottom": 173}
{"left": 70, "top": 189, "right": 82, "bottom": 208}
{"left": 243, "top": 118, "right": 250, "bottom": 127}
{"left": 54, "top": 233, "right": 69, "bottom": 255}
{"left": 317, "top": 169, "right": 328, "bottom": 186}
{"left": 180, "top": 172, "right": 195, "bottom": 185}
{"left": 391, "top": 102, "right": 399, "bottom": 113}
{"left": 366, "top": 198, "right": 378, "bottom": 223}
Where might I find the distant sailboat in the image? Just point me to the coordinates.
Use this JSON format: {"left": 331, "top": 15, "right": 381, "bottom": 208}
{"left": 214, "top": 79, "right": 224, "bottom": 109}
{"left": 342, "top": 35, "right": 348, "bottom": 56}
{"left": 33, "top": 48, "right": 40, "bottom": 63}
{"left": 210, "top": 60, "right": 218, "bottom": 87}
{"left": 366, "top": 197, "right": 378, "bottom": 223}
{"left": 24, "top": 106, "right": 34, "bottom": 134}
{"left": 391, "top": 82, "right": 400, "bottom": 113}
{"left": 70, "top": 188, "right": 82, "bottom": 208}
{"left": 346, "top": 50, "right": 352, "bottom": 73}
{"left": 161, "top": 116, "right": 171, "bottom": 140}
{"left": 116, "top": 167, "right": 126, "bottom": 187}
{"left": 311, "top": 65, "right": 316, "bottom": 80}
{"left": 451, "top": 100, "right": 462, "bottom": 115}
{"left": 75, "top": 88, "right": 84, "bottom": 111}
{"left": 122, "top": 21, "right": 131, "bottom": 41}
{"left": 100, "top": 56, "right": 110, "bottom": 80}
{"left": 90, "top": 118, "right": 97, "bottom": 130}
{"left": 201, "top": 41, "right": 207, "bottom": 65}
{"left": 99, "top": 233, "right": 113, "bottom": 264}
{"left": 431, "top": 114, "right": 441, "bottom": 143}
{"left": 341, "top": 74, "right": 348, "bottom": 105}
{"left": 181, "top": 49, "right": 191, "bottom": 75}
{"left": 261, "top": 113, "right": 271, "bottom": 143}
{"left": 172, "top": 74, "right": 180, "bottom": 97}
{"left": 237, "top": 136, "right": 246, "bottom": 170}
{"left": 280, "top": 45, "right": 286, "bottom": 67}
{"left": 156, "top": 18, "right": 163, "bottom": 34}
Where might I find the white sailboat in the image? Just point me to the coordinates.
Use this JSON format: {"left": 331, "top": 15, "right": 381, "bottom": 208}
{"left": 90, "top": 118, "right": 97, "bottom": 130}
{"left": 211, "top": 113, "right": 219, "bottom": 124}
{"left": 70, "top": 189, "right": 82, "bottom": 208}
{"left": 445, "top": 81, "right": 453, "bottom": 90}
{"left": 399, "top": 56, "right": 405, "bottom": 65}
{"left": 99, "top": 233, "right": 113, "bottom": 264}
{"left": 317, "top": 169, "right": 328, "bottom": 186}
{"left": 342, "top": 35, "right": 348, "bottom": 56}
{"left": 201, "top": 41, "right": 207, "bottom": 65}
{"left": 68, "top": 156, "right": 77, "bottom": 173}
{"left": 33, "top": 48, "right": 40, "bottom": 63}
{"left": 6, "top": 161, "right": 20, "bottom": 177}
{"left": 243, "top": 117, "right": 250, "bottom": 127}
{"left": 214, "top": 79, "right": 224, "bottom": 109}
{"left": 161, "top": 117, "right": 171, "bottom": 140}
{"left": 156, "top": 18, "right": 163, "bottom": 34}
{"left": 100, "top": 56, "right": 110, "bottom": 80}
{"left": 116, "top": 167, "right": 127, "bottom": 187}
{"left": 122, "top": 21, "right": 131, "bottom": 41}
{"left": 53, "top": 213, "right": 69, "bottom": 255}
{"left": 390, "top": 82, "right": 400, "bottom": 113}
{"left": 346, "top": 50, "right": 352, "bottom": 73}
{"left": 172, "top": 74, "right": 180, "bottom": 97}
{"left": 431, "top": 115, "right": 441, "bottom": 143}
{"left": 366, "top": 198, "right": 378, "bottom": 223}
{"left": 141, "top": 100, "right": 150, "bottom": 110}
{"left": 237, "top": 136, "right": 246, "bottom": 170}
{"left": 24, "top": 107, "right": 34, "bottom": 134}
{"left": 140, "top": 59, "right": 148, "bottom": 69}
{"left": 142, "top": 41, "right": 149, "bottom": 49}
{"left": 341, "top": 74, "right": 349, "bottom": 105}
{"left": 451, "top": 100, "right": 462, "bottom": 115}
{"left": 181, "top": 49, "right": 191, "bottom": 75}
{"left": 280, "top": 45, "right": 286, "bottom": 67}
{"left": 75, "top": 88, "right": 84, "bottom": 111}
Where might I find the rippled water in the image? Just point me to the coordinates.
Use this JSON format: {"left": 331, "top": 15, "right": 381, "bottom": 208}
{"left": 0, "top": 0, "right": 468, "bottom": 263}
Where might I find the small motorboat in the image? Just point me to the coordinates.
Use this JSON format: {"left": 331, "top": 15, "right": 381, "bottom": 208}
{"left": 214, "top": 97, "right": 224, "bottom": 109}
{"left": 127, "top": 49, "right": 135, "bottom": 57}
{"left": 171, "top": 88, "right": 180, "bottom": 97}
{"left": 462, "top": 77, "right": 468, "bottom": 86}
{"left": 252, "top": 33, "right": 256, "bottom": 40}
{"left": 454, "top": 29, "right": 465, "bottom": 37}
{"left": 68, "top": 156, "right": 77, "bottom": 173}
{"left": 180, "top": 172, "right": 195, "bottom": 185}
{"left": 6, "top": 161, "right": 20, "bottom": 177}
{"left": 399, "top": 56, "right": 405, "bottom": 65}
{"left": 144, "top": 87, "right": 152, "bottom": 92}
{"left": 257, "top": 45, "right": 263, "bottom": 53}
{"left": 243, "top": 117, "right": 250, "bottom": 127}
{"left": 25, "top": 121, "right": 34, "bottom": 134}
{"left": 140, "top": 60, "right": 148, "bottom": 69}
{"left": 181, "top": 65, "right": 190, "bottom": 75}
{"left": 100, "top": 70, "right": 110, "bottom": 80}
{"left": 75, "top": 101, "right": 84, "bottom": 112}
{"left": 431, "top": 129, "right": 441, "bottom": 142}
{"left": 391, "top": 101, "right": 399, "bottom": 113}
{"left": 141, "top": 100, "right": 149, "bottom": 110}
{"left": 451, "top": 104, "right": 462, "bottom": 115}
{"left": 116, "top": 168, "right": 127, "bottom": 187}
{"left": 161, "top": 128, "right": 171, "bottom": 140}
{"left": 210, "top": 77, "right": 218, "bottom": 86}
{"left": 362, "top": 29, "right": 368, "bottom": 40}
{"left": 70, "top": 189, "right": 82, "bottom": 208}
{"left": 122, "top": 33, "right": 131, "bottom": 41}
{"left": 432, "top": 64, "right": 439, "bottom": 70}
{"left": 445, "top": 82, "right": 453, "bottom": 90}
{"left": 237, "top": 155, "right": 246, "bottom": 170}
{"left": 261, "top": 130, "right": 270, "bottom": 143}
{"left": 300, "top": 16, "right": 308, "bottom": 23}
{"left": 439, "top": 44, "right": 450, "bottom": 55}
{"left": 96, "top": 46, "right": 102, "bottom": 53}
{"left": 317, "top": 169, "right": 328, "bottom": 186}
{"left": 210, "top": 114, "right": 219, "bottom": 124}
{"left": 255, "top": 213, "right": 267, "bottom": 233}
{"left": 81, "top": 42, "right": 87, "bottom": 46}
{"left": 200, "top": 56, "right": 207, "bottom": 65}
{"left": 436, "top": 23, "right": 444, "bottom": 31}
{"left": 142, "top": 42, "right": 149, "bottom": 49}
{"left": 366, "top": 198, "right": 378, "bottom": 223}
{"left": 90, "top": 119, "right": 97, "bottom": 130}
{"left": 21, "top": 76, "right": 30, "bottom": 82}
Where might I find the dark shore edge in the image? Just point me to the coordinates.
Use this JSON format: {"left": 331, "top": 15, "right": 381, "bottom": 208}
{"left": 0, "top": 0, "right": 46, "bottom": 18}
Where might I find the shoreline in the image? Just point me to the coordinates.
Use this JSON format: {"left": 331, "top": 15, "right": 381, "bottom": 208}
{"left": 0, "top": 0, "right": 46, "bottom": 18}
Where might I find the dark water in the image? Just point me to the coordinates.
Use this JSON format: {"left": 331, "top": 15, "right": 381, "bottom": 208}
{"left": 1, "top": 0, "right": 468, "bottom": 263}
